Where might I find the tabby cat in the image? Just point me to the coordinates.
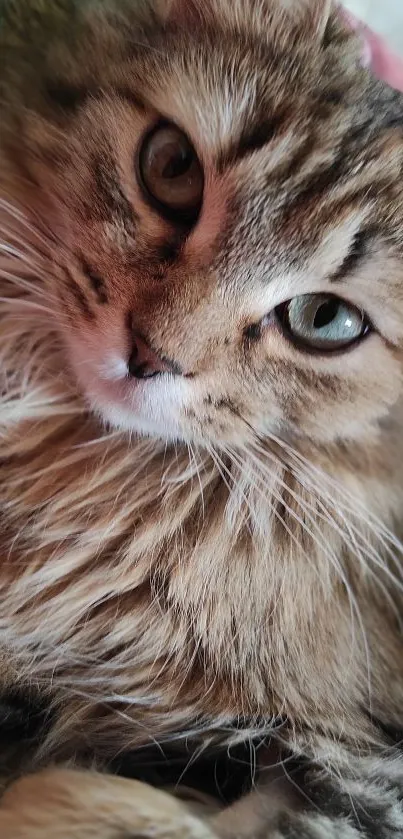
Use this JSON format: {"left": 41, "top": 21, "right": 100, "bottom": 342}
{"left": 1, "top": 0, "right": 403, "bottom": 836}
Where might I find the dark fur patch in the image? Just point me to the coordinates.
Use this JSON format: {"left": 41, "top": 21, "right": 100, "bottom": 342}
{"left": 153, "top": 241, "right": 181, "bottom": 264}
{"left": 113, "top": 87, "right": 146, "bottom": 112}
{"left": 0, "top": 691, "right": 50, "bottom": 745}
{"left": 0, "top": 696, "right": 37, "bottom": 737}
{"left": 213, "top": 397, "right": 239, "bottom": 413}
{"left": 43, "top": 81, "right": 146, "bottom": 115}
{"left": 279, "top": 134, "right": 317, "bottom": 183}
{"left": 305, "top": 775, "right": 397, "bottom": 839}
{"left": 70, "top": 282, "right": 95, "bottom": 320}
{"left": 284, "top": 153, "right": 344, "bottom": 216}
{"left": 110, "top": 740, "right": 256, "bottom": 805}
{"left": 44, "top": 81, "right": 92, "bottom": 112}
{"left": 218, "top": 116, "right": 281, "bottom": 170}
{"left": 244, "top": 322, "right": 262, "bottom": 342}
{"left": 330, "top": 229, "right": 373, "bottom": 282}
{"left": 81, "top": 260, "right": 109, "bottom": 304}
{"left": 370, "top": 717, "right": 403, "bottom": 748}
{"left": 203, "top": 396, "right": 238, "bottom": 412}
{"left": 92, "top": 155, "right": 137, "bottom": 227}
{"left": 63, "top": 269, "right": 95, "bottom": 320}
{"left": 158, "top": 353, "right": 183, "bottom": 377}
{"left": 319, "top": 90, "right": 343, "bottom": 107}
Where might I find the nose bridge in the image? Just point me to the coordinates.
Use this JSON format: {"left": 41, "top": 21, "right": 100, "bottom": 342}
{"left": 129, "top": 275, "right": 227, "bottom": 374}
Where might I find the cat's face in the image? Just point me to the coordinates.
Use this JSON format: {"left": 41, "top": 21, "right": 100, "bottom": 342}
{"left": 7, "top": 0, "right": 403, "bottom": 446}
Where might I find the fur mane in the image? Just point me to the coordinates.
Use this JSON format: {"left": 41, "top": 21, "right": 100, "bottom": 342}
{"left": 1, "top": 196, "right": 403, "bottom": 764}
{"left": 1, "top": 0, "right": 403, "bottom": 777}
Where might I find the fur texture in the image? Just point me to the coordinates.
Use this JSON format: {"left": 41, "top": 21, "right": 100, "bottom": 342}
{"left": 1, "top": 0, "right": 403, "bottom": 835}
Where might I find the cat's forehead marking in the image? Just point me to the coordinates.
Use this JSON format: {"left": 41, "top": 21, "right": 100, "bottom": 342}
{"left": 216, "top": 115, "right": 285, "bottom": 170}
{"left": 90, "top": 153, "right": 137, "bottom": 229}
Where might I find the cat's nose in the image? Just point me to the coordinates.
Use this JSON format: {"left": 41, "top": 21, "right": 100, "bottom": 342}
{"left": 128, "top": 332, "right": 179, "bottom": 379}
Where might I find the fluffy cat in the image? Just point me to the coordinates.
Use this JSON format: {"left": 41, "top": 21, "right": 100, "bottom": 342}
{"left": 1, "top": 0, "right": 403, "bottom": 836}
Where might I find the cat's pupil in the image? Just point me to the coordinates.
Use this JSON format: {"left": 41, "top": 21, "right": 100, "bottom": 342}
{"left": 162, "top": 148, "right": 193, "bottom": 179}
{"left": 313, "top": 299, "right": 340, "bottom": 329}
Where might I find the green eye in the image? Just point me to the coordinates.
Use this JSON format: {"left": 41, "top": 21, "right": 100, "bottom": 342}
{"left": 278, "top": 293, "right": 368, "bottom": 352}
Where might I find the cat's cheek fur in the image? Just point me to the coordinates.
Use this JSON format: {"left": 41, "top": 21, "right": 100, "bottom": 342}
{"left": 266, "top": 339, "right": 403, "bottom": 443}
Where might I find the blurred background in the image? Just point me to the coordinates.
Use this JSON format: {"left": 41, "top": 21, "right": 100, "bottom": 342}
{"left": 343, "top": 0, "right": 403, "bottom": 53}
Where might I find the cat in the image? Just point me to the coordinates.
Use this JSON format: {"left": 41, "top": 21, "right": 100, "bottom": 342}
{"left": 1, "top": 0, "right": 403, "bottom": 835}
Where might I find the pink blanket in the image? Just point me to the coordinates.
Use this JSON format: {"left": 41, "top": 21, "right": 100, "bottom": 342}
{"left": 344, "top": 9, "right": 403, "bottom": 91}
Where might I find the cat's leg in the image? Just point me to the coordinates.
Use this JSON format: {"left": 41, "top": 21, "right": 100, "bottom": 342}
{"left": 212, "top": 735, "right": 403, "bottom": 838}
{"left": 0, "top": 768, "right": 218, "bottom": 839}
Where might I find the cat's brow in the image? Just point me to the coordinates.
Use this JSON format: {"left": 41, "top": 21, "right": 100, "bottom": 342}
{"left": 217, "top": 116, "right": 282, "bottom": 169}
{"left": 80, "top": 259, "right": 109, "bottom": 304}
{"left": 91, "top": 155, "right": 138, "bottom": 227}
{"left": 329, "top": 229, "right": 373, "bottom": 283}
{"left": 44, "top": 81, "right": 146, "bottom": 114}
{"left": 63, "top": 267, "right": 95, "bottom": 321}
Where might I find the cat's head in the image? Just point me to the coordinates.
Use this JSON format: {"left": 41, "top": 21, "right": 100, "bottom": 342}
{"left": 3, "top": 0, "right": 403, "bottom": 447}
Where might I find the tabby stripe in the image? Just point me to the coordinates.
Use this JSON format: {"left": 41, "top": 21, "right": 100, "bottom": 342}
{"left": 306, "top": 776, "right": 401, "bottom": 839}
{"left": 329, "top": 229, "right": 373, "bottom": 283}
{"left": 44, "top": 81, "right": 146, "bottom": 114}
{"left": 92, "top": 156, "right": 138, "bottom": 226}
{"left": 278, "top": 134, "right": 319, "bottom": 183}
{"left": 63, "top": 268, "right": 95, "bottom": 320}
{"left": 284, "top": 155, "right": 344, "bottom": 216}
{"left": 44, "top": 81, "right": 92, "bottom": 112}
{"left": 218, "top": 116, "right": 282, "bottom": 169}
{"left": 80, "top": 260, "right": 109, "bottom": 304}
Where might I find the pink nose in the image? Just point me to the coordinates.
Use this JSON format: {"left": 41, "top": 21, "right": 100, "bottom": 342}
{"left": 128, "top": 332, "right": 178, "bottom": 379}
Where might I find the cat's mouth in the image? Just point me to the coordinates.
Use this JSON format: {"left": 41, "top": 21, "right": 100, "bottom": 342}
{"left": 69, "top": 342, "right": 193, "bottom": 441}
{"left": 93, "top": 374, "right": 187, "bottom": 441}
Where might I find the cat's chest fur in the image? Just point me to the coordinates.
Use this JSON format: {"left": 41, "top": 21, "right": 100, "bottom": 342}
{"left": 1, "top": 0, "right": 403, "bottom": 771}
{"left": 0, "top": 386, "right": 402, "bottom": 759}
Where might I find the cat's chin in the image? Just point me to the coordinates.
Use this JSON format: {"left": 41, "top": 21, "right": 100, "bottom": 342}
{"left": 92, "top": 393, "right": 185, "bottom": 442}
{"left": 70, "top": 352, "right": 192, "bottom": 442}
{"left": 90, "top": 378, "right": 189, "bottom": 441}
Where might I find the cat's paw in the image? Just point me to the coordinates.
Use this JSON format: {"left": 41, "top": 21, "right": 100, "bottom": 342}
{"left": 0, "top": 768, "right": 218, "bottom": 839}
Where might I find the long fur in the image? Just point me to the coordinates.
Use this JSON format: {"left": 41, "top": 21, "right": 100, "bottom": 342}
{"left": 1, "top": 1, "right": 403, "bottom": 836}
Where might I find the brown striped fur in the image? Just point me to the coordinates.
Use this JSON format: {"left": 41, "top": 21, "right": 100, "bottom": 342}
{"left": 1, "top": 1, "right": 403, "bottom": 836}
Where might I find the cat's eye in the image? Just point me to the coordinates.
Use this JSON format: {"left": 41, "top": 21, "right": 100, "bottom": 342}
{"left": 277, "top": 293, "right": 369, "bottom": 352}
{"left": 138, "top": 123, "right": 204, "bottom": 218}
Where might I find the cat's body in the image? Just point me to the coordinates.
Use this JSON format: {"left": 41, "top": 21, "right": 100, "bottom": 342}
{"left": 1, "top": 0, "right": 403, "bottom": 836}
